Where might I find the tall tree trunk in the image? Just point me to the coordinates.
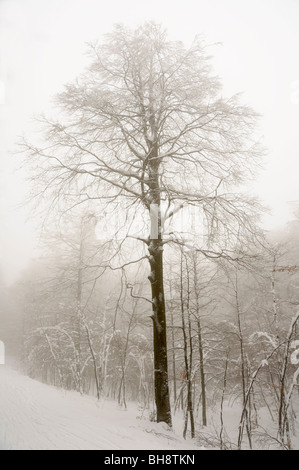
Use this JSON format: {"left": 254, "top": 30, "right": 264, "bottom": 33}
{"left": 147, "top": 140, "right": 172, "bottom": 426}
{"left": 193, "top": 256, "right": 207, "bottom": 426}
{"left": 180, "top": 251, "right": 195, "bottom": 439}
{"left": 197, "top": 318, "right": 207, "bottom": 426}
{"left": 220, "top": 352, "right": 229, "bottom": 450}
{"left": 83, "top": 319, "right": 101, "bottom": 400}
{"left": 149, "top": 239, "right": 172, "bottom": 425}
{"left": 118, "top": 313, "right": 134, "bottom": 409}
{"left": 169, "top": 266, "right": 177, "bottom": 404}
{"left": 186, "top": 257, "right": 195, "bottom": 439}
{"left": 235, "top": 272, "right": 252, "bottom": 450}
{"left": 271, "top": 254, "right": 279, "bottom": 337}
{"left": 171, "top": 312, "right": 177, "bottom": 404}
{"left": 75, "top": 239, "right": 83, "bottom": 394}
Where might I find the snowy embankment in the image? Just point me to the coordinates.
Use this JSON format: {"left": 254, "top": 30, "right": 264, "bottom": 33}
{"left": 0, "top": 367, "right": 201, "bottom": 451}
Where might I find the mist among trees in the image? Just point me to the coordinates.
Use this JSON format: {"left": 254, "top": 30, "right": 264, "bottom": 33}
{"left": 1, "top": 23, "right": 299, "bottom": 450}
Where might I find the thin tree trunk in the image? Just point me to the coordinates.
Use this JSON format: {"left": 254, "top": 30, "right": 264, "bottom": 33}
{"left": 235, "top": 273, "right": 252, "bottom": 450}
{"left": 278, "top": 312, "right": 299, "bottom": 447}
{"left": 180, "top": 251, "right": 195, "bottom": 439}
{"left": 75, "top": 238, "right": 84, "bottom": 394}
{"left": 186, "top": 258, "right": 195, "bottom": 439}
{"left": 171, "top": 313, "right": 177, "bottom": 404}
{"left": 193, "top": 255, "right": 207, "bottom": 426}
{"left": 169, "top": 264, "right": 177, "bottom": 405}
{"left": 271, "top": 254, "right": 279, "bottom": 336}
{"left": 197, "top": 318, "right": 207, "bottom": 426}
{"left": 83, "top": 320, "right": 101, "bottom": 400}
{"left": 118, "top": 316, "right": 133, "bottom": 409}
{"left": 220, "top": 352, "right": 229, "bottom": 450}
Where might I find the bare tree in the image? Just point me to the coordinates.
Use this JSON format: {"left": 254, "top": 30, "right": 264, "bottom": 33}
{"left": 233, "top": 270, "right": 252, "bottom": 449}
{"left": 179, "top": 249, "right": 195, "bottom": 439}
{"left": 190, "top": 252, "right": 215, "bottom": 427}
{"left": 22, "top": 23, "right": 263, "bottom": 425}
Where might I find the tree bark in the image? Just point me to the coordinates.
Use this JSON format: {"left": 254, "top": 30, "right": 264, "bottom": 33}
{"left": 197, "top": 318, "right": 207, "bottom": 427}
{"left": 193, "top": 256, "right": 207, "bottom": 427}
{"left": 235, "top": 272, "right": 252, "bottom": 450}
{"left": 149, "top": 240, "right": 172, "bottom": 426}
{"left": 180, "top": 251, "right": 195, "bottom": 439}
{"left": 171, "top": 313, "right": 177, "bottom": 404}
{"left": 147, "top": 135, "right": 172, "bottom": 426}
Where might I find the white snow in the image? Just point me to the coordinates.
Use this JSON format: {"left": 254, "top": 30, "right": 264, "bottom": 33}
{"left": 252, "top": 332, "right": 278, "bottom": 348}
{"left": 291, "top": 349, "right": 299, "bottom": 365}
{"left": 0, "top": 366, "right": 200, "bottom": 451}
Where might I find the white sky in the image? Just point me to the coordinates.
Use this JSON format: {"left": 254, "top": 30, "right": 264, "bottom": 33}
{"left": 0, "top": 0, "right": 299, "bottom": 283}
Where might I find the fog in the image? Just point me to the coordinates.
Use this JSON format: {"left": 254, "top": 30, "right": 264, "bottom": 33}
{"left": 0, "top": 0, "right": 299, "bottom": 451}
{"left": 0, "top": 0, "right": 298, "bottom": 284}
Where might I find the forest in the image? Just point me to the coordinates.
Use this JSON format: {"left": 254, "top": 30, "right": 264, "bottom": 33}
{"left": 1, "top": 23, "right": 299, "bottom": 450}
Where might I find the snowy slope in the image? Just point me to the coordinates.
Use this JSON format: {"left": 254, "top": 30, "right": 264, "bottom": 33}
{"left": 0, "top": 366, "right": 201, "bottom": 451}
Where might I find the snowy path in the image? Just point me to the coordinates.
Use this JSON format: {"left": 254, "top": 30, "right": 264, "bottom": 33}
{"left": 0, "top": 367, "right": 199, "bottom": 451}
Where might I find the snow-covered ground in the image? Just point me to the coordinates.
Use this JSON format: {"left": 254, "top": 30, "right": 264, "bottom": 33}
{"left": 0, "top": 366, "right": 201, "bottom": 451}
